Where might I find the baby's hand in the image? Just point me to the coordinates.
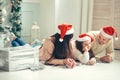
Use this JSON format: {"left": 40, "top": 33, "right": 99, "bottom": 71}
{"left": 87, "top": 60, "right": 95, "bottom": 65}
{"left": 83, "top": 46, "right": 89, "bottom": 52}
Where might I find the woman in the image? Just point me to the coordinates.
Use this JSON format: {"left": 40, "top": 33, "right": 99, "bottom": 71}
{"left": 39, "top": 24, "right": 76, "bottom": 68}
{"left": 72, "top": 33, "right": 96, "bottom": 65}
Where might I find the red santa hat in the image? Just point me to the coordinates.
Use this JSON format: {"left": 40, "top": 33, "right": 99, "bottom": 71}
{"left": 58, "top": 23, "right": 74, "bottom": 42}
{"left": 77, "top": 33, "right": 94, "bottom": 42}
{"left": 100, "top": 26, "right": 118, "bottom": 40}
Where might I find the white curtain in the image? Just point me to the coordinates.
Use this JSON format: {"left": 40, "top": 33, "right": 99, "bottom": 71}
{"left": 80, "top": 0, "right": 94, "bottom": 33}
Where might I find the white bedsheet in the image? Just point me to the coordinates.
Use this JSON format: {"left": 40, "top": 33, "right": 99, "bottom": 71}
{"left": 0, "top": 60, "right": 120, "bottom": 80}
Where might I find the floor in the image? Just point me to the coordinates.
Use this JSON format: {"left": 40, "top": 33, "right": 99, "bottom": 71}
{"left": 0, "top": 50, "right": 120, "bottom": 80}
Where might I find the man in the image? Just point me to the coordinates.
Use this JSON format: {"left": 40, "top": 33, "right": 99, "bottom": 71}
{"left": 87, "top": 26, "right": 118, "bottom": 63}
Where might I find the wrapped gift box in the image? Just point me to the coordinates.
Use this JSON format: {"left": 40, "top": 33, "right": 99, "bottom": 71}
{"left": 0, "top": 46, "right": 36, "bottom": 71}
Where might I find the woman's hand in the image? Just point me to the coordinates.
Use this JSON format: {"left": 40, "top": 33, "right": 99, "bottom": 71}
{"left": 63, "top": 58, "right": 76, "bottom": 68}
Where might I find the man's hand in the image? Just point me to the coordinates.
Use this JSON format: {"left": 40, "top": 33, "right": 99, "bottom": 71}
{"left": 100, "top": 54, "right": 113, "bottom": 63}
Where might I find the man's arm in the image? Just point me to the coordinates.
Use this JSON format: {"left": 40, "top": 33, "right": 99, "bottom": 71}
{"left": 100, "top": 39, "right": 115, "bottom": 63}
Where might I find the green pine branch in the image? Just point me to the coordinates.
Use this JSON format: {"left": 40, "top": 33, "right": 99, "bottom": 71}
{"left": 9, "top": 0, "right": 22, "bottom": 37}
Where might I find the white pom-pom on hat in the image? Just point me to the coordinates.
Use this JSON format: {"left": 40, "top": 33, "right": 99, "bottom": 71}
{"left": 58, "top": 23, "right": 74, "bottom": 42}
{"left": 59, "top": 38, "right": 63, "bottom": 42}
{"left": 115, "top": 37, "right": 118, "bottom": 40}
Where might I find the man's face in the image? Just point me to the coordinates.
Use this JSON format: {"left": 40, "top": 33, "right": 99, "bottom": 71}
{"left": 98, "top": 33, "right": 110, "bottom": 45}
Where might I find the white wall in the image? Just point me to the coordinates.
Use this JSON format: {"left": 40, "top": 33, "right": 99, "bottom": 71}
{"left": 39, "top": 0, "right": 55, "bottom": 39}
{"left": 22, "top": 0, "right": 93, "bottom": 40}
{"left": 39, "top": 0, "right": 81, "bottom": 39}
{"left": 23, "top": 0, "right": 52, "bottom": 40}
{"left": 23, "top": 0, "right": 40, "bottom": 3}
{"left": 55, "top": 0, "right": 81, "bottom": 39}
{"left": 21, "top": 2, "right": 40, "bottom": 43}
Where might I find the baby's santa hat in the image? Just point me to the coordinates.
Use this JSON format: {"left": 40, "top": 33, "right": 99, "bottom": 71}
{"left": 58, "top": 23, "right": 74, "bottom": 42}
{"left": 77, "top": 33, "right": 94, "bottom": 42}
{"left": 100, "top": 26, "right": 118, "bottom": 40}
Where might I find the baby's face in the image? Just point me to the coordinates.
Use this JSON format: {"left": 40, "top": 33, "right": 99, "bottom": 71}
{"left": 82, "top": 40, "right": 91, "bottom": 50}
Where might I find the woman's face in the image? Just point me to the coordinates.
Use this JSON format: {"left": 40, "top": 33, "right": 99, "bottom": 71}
{"left": 82, "top": 40, "right": 91, "bottom": 51}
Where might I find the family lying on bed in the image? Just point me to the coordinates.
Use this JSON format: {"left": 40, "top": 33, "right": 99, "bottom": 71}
{"left": 39, "top": 24, "right": 118, "bottom": 68}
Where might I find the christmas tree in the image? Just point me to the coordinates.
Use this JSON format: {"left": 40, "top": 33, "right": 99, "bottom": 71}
{"left": 0, "top": 1, "right": 5, "bottom": 32}
{"left": 9, "top": 0, "right": 22, "bottom": 38}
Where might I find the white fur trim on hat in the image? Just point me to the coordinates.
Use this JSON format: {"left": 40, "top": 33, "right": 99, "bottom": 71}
{"left": 77, "top": 36, "right": 91, "bottom": 42}
{"left": 100, "top": 29, "right": 113, "bottom": 39}
{"left": 58, "top": 27, "right": 74, "bottom": 35}
{"left": 66, "top": 28, "right": 74, "bottom": 35}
